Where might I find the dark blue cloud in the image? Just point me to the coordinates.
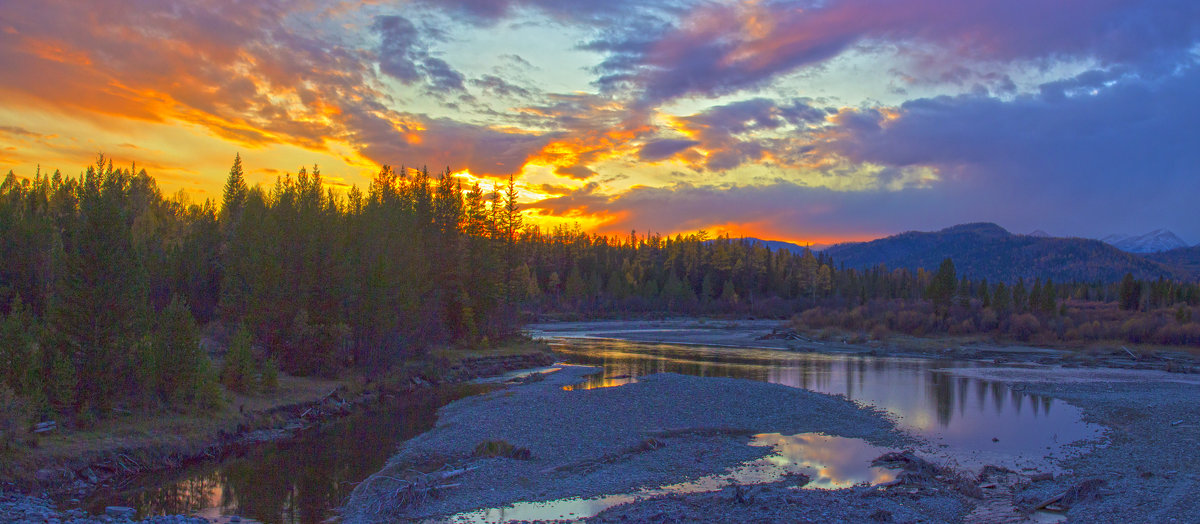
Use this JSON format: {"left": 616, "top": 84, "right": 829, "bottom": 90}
{"left": 373, "top": 14, "right": 466, "bottom": 92}
{"left": 578, "top": 0, "right": 1200, "bottom": 107}
{"left": 638, "top": 139, "right": 699, "bottom": 161}
{"left": 823, "top": 64, "right": 1200, "bottom": 239}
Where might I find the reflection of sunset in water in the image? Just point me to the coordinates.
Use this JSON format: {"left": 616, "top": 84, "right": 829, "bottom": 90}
{"left": 88, "top": 385, "right": 489, "bottom": 523}
{"left": 750, "top": 433, "right": 895, "bottom": 488}
{"left": 449, "top": 432, "right": 895, "bottom": 523}
{"left": 547, "top": 337, "right": 1100, "bottom": 472}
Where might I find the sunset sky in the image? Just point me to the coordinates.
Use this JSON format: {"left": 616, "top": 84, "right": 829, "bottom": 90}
{"left": 2, "top": 1, "right": 1198, "bottom": 244}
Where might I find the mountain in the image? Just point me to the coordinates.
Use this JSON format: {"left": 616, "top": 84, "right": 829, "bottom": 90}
{"left": 1101, "top": 229, "right": 1188, "bottom": 253}
{"left": 822, "top": 223, "right": 1185, "bottom": 283}
{"left": 733, "top": 237, "right": 817, "bottom": 254}
{"left": 1028, "top": 229, "right": 1051, "bottom": 238}
{"left": 1147, "top": 245, "right": 1200, "bottom": 276}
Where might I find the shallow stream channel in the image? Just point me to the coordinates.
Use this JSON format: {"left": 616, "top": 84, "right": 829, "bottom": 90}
{"left": 88, "top": 331, "right": 1102, "bottom": 523}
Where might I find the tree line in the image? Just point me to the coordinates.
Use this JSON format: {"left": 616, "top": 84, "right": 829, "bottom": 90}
{"left": 2, "top": 156, "right": 1199, "bottom": 420}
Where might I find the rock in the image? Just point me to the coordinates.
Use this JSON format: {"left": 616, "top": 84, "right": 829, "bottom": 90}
{"left": 35, "top": 467, "right": 71, "bottom": 484}
{"left": 106, "top": 506, "right": 137, "bottom": 519}
{"left": 869, "top": 508, "right": 894, "bottom": 522}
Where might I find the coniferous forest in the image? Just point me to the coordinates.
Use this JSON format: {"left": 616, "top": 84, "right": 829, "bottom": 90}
{"left": 2, "top": 156, "right": 1199, "bottom": 419}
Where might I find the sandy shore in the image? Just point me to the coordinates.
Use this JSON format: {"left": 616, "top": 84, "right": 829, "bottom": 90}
{"left": 340, "top": 365, "right": 941, "bottom": 523}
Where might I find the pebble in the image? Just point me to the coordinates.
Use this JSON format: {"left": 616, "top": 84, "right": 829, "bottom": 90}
{"left": 0, "top": 491, "right": 209, "bottom": 524}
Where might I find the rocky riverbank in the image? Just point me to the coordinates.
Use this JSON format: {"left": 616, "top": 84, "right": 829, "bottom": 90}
{"left": 341, "top": 365, "right": 932, "bottom": 522}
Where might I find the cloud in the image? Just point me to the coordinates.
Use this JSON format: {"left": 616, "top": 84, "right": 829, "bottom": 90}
{"left": 527, "top": 63, "right": 1200, "bottom": 241}
{"left": 373, "top": 14, "right": 466, "bottom": 92}
{"left": 582, "top": 0, "right": 1200, "bottom": 107}
{"left": 526, "top": 180, "right": 967, "bottom": 241}
{"left": 638, "top": 139, "right": 698, "bottom": 161}
{"left": 471, "top": 74, "right": 535, "bottom": 99}
{"left": 554, "top": 165, "right": 597, "bottom": 180}
{"left": 807, "top": 64, "right": 1200, "bottom": 237}
{"left": 407, "top": 0, "right": 696, "bottom": 25}
{"left": 664, "top": 97, "right": 830, "bottom": 170}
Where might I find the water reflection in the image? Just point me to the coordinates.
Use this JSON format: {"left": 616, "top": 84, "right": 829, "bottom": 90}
{"left": 447, "top": 432, "right": 893, "bottom": 523}
{"left": 88, "top": 385, "right": 489, "bottom": 523}
{"left": 550, "top": 338, "right": 1099, "bottom": 471}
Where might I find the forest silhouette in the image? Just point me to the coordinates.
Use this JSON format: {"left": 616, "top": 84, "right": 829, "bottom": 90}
{"left": 1, "top": 155, "right": 1198, "bottom": 420}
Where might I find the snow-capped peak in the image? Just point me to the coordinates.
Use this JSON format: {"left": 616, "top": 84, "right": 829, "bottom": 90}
{"left": 1102, "top": 229, "right": 1188, "bottom": 253}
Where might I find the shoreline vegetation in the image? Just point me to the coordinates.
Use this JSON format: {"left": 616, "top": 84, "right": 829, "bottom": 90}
{"left": 2, "top": 156, "right": 1199, "bottom": 521}
{"left": 1, "top": 339, "right": 553, "bottom": 499}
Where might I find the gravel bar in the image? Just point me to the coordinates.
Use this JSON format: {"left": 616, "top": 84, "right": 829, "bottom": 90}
{"left": 342, "top": 365, "right": 914, "bottom": 522}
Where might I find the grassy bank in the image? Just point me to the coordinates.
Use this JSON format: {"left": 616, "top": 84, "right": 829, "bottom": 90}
{"left": 0, "top": 338, "right": 555, "bottom": 495}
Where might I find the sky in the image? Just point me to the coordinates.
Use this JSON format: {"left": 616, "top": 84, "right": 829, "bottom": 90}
{"left": 1, "top": 0, "right": 1198, "bottom": 244}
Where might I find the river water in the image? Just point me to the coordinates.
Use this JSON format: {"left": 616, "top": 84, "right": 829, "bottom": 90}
{"left": 88, "top": 335, "right": 1100, "bottom": 523}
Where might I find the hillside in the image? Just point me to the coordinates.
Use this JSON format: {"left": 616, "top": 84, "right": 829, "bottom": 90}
{"left": 1147, "top": 245, "right": 1200, "bottom": 277}
{"left": 822, "top": 223, "right": 1186, "bottom": 283}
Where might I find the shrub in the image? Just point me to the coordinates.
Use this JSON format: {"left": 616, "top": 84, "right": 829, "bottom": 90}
{"left": 1120, "top": 316, "right": 1159, "bottom": 344}
{"left": 1009, "top": 314, "right": 1041, "bottom": 342}
{"left": 260, "top": 358, "right": 280, "bottom": 391}
{"left": 473, "top": 439, "right": 532, "bottom": 460}
{"left": 949, "top": 319, "right": 976, "bottom": 335}
{"left": 979, "top": 308, "right": 999, "bottom": 331}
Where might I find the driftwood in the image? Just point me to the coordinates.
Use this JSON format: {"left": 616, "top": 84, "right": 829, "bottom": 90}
{"left": 1121, "top": 346, "right": 1137, "bottom": 359}
{"left": 365, "top": 465, "right": 478, "bottom": 511}
{"left": 1034, "top": 479, "right": 1105, "bottom": 511}
{"left": 1035, "top": 493, "right": 1066, "bottom": 511}
{"left": 32, "top": 421, "right": 57, "bottom": 433}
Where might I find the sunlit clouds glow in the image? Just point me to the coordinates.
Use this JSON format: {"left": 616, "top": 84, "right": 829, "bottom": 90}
{"left": 2, "top": 0, "right": 1198, "bottom": 242}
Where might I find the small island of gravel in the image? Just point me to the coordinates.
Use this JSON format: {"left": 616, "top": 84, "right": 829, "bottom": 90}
{"left": 340, "top": 365, "right": 959, "bottom": 523}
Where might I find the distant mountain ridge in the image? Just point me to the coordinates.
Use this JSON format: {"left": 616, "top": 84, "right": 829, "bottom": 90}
{"left": 819, "top": 223, "right": 1186, "bottom": 283}
{"left": 738, "top": 237, "right": 816, "bottom": 255}
{"left": 1147, "top": 245, "right": 1200, "bottom": 277}
{"left": 1101, "top": 229, "right": 1188, "bottom": 253}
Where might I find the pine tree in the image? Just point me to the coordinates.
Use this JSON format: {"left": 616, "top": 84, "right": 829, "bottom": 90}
{"left": 221, "top": 154, "right": 248, "bottom": 227}
{"left": 0, "top": 296, "right": 36, "bottom": 395}
{"left": 1012, "top": 278, "right": 1028, "bottom": 314}
{"left": 928, "top": 258, "right": 956, "bottom": 312}
{"left": 1119, "top": 273, "right": 1140, "bottom": 311}
{"left": 993, "top": 282, "right": 1012, "bottom": 314}
{"left": 1041, "top": 279, "right": 1057, "bottom": 316}
{"left": 152, "top": 296, "right": 213, "bottom": 406}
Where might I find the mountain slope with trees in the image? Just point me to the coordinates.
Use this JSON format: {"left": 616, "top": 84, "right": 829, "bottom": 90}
{"left": 822, "top": 223, "right": 1188, "bottom": 283}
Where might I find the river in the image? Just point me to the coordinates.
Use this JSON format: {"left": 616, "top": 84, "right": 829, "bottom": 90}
{"left": 88, "top": 334, "right": 1100, "bottom": 523}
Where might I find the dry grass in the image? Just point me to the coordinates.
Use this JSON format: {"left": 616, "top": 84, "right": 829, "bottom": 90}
{"left": 430, "top": 339, "right": 552, "bottom": 363}
{"left": 2, "top": 372, "right": 346, "bottom": 484}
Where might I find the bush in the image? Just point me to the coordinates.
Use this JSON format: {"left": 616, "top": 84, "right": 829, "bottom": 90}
{"left": 1120, "top": 316, "right": 1159, "bottom": 344}
{"left": 1009, "top": 314, "right": 1041, "bottom": 342}
{"left": 473, "top": 439, "right": 532, "bottom": 460}
{"left": 260, "top": 358, "right": 279, "bottom": 391}
{"left": 949, "top": 319, "right": 976, "bottom": 335}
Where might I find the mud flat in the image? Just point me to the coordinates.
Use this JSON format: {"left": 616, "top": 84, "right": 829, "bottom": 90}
{"left": 340, "top": 366, "right": 936, "bottom": 523}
